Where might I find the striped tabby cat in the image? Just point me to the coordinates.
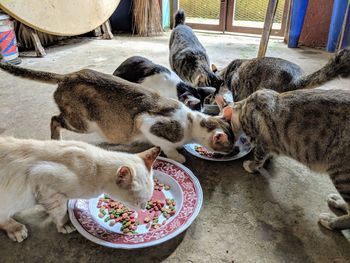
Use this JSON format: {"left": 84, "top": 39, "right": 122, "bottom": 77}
{"left": 169, "top": 10, "right": 222, "bottom": 90}
{"left": 219, "top": 48, "right": 350, "bottom": 101}
{"left": 221, "top": 88, "right": 350, "bottom": 230}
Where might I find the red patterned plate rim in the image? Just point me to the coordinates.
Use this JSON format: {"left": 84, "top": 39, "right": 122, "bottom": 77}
{"left": 68, "top": 157, "right": 203, "bottom": 249}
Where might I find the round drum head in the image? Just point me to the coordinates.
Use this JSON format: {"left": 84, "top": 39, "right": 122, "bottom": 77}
{"left": 0, "top": 0, "right": 120, "bottom": 36}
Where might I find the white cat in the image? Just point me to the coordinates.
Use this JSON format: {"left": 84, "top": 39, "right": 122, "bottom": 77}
{"left": 0, "top": 137, "right": 160, "bottom": 242}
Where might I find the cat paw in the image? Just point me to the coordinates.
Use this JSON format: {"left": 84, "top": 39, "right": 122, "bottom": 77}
{"left": 7, "top": 223, "right": 28, "bottom": 242}
{"left": 57, "top": 222, "right": 76, "bottom": 234}
{"left": 243, "top": 160, "right": 256, "bottom": 173}
{"left": 169, "top": 153, "right": 186, "bottom": 163}
{"left": 318, "top": 213, "right": 336, "bottom": 230}
{"left": 327, "top": 194, "right": 348, "bottom": 211}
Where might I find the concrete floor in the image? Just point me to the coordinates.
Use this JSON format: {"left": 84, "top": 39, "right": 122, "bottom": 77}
{"left": 0, "top": 32, "right": 350, "bottom": 263}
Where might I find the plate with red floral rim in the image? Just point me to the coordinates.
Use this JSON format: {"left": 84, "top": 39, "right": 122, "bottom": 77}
{"left": 183, "top": 134, "right": 252, "bottom": 161}
{"left": 68, "top": 157, "right": 203, "bottom": 249}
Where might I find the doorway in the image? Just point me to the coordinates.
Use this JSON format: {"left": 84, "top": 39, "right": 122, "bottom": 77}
{"left": 177, "top": 0, "right": 289, "bottom": 36}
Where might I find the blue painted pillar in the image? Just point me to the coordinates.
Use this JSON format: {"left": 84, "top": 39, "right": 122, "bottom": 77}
{"left": 162, "top": 0, "right": 171, "bottom": 29}
{"left": 326, "top": 0, "right": 348, "bottom": 52}
{"left": 288, "top": 0, "right": 309, "bottom": 48}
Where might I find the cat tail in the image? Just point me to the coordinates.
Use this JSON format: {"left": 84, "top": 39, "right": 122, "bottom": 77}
{"left": 174, "top": 10, "right": 186, "bottom": 27}
{"left": 292, "top": 47, "right": 350, "bottom": 90}
{"left": 0, "top": 55, "right": 64, "bottom": 84}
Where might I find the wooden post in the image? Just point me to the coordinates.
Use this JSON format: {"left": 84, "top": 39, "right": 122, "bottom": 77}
{"left": 170, "top": 0, "right": 179, "bottom": 29}
{"left": 101, "top": 20, "right": 114, "bottom": 39}
{"left": 92, "top": 27, "right": 103, "bottom": 37}
{"left": 257, "top": 0, "right": 279, "bottom": 58}
{"left": 284, "top": 0, "right": 292, "bottom": 44}
{"left": 337, "top": 1, "right": 350, "bottom": 51}
{"left": 24, "top": 25, "right": 46, "bottom": 57}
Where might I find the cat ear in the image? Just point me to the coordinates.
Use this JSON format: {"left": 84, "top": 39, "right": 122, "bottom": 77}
{"left": 213, "top": 131, "right": 229, "bottom": 144}
{"left": 138, "top": 146, "right": 161, "bottom": 171}
{"left": 222, "top": 106, "right": 233, "bottom": 121}
{"left": 197, "top": 86, "right": 216, "bottom": 97}
{"left": 215, "top": 95, "right": 227, "bottom": 111}
{"left": 195, "top": 74, "right": 206, "bottom": 86}
{"left": 211, "top": 64, "right": 218, "bottom": 73}
{"left": 116, "top": 166, "right": 133, "bottom": 189}
{"left": 183, "top": 95, "right": 201, "bottom": 109}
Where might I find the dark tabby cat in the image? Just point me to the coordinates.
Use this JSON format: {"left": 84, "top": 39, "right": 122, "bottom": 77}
{"left": 221, "top": 88, "right": 350, "bottom": 230}
{"left": 219, "top": 48, "right": 350, "bottom": 101}
{"left": 0, "top": 60, "right": 234, "bottom": 163}
{"left": 113, "top": 56, "right": 215, "bottom": 110}
{"left": 169, "top": 10, "right": 222, "bottom": 89}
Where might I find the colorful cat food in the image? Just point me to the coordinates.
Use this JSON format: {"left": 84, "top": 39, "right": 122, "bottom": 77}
{"left": 194, "top": 145, "right": 224, "bottom": 158}
{"left": 194, "top": 145, "right": 240, "bottom": 159}
{"left": 97, "top": 179, "right": 176, "bottom": 235}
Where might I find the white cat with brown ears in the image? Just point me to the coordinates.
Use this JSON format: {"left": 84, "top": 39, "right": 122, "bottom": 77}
{"left": 0, "top": 137, "right": 160, "bottom": 242}
{"left": 0, "top": 59, "right": 235, "bottom": 163}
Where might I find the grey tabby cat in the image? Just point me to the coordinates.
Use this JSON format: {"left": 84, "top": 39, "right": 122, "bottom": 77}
{"left": 169, "top": 10, "right": 222, "bottom": 90}
{"left": 0, "top": 60, "right": 234, "bottom": 163}
{"left": 113, "top": 56, "right": 215, "bottom": 111}
{"left": 219, "top": 48, "right": 350, "bottom": 101}
{"left": 221, "top": 88, "right": 350, "bottom": 230}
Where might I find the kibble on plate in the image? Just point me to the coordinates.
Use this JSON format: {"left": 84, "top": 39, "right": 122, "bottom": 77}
{"left": 96, "top": 178, "right": 176, "bottom": 234}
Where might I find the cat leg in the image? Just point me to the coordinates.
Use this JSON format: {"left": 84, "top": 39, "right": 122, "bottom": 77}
{"left": 139, "top": 116, "right": 186, "bottom": 163}
{"left": 31, "top": 163, "right": 78, "bottom": 234}
{"left": 37, "top": 190, "right": 75, "bottom": 234}
{"left": 243, "top": 143, "right": 270, "bottom": 174}
{"left": 51, "top": 115, "right": 62, "bottom": 140}
{"left": 51, "top": 113, "right": 88, "bottom": 140}
{"left": 319, "top": 197, "right": 350, "bottom": 230}
{"left": 319, "top": 213, "right": 350, "bottom": 230}
{"left": 0, "top": 218, "right": 28, "bottom": 242}
{"left": 162, "top": 147, "right": 186, "bottom": 163}
{"left": 327, "top": 193, "right": 348, "bottom": 211}
{"left": 319, "top": 171, "right": 350, "bottom": 230}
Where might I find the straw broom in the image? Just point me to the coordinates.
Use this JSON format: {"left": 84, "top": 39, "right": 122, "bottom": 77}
{"left": 132, "top": 0, "right": 163, "bottom": 36}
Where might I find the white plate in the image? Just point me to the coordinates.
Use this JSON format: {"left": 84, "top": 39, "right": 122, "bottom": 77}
{"left": 183, "top": 134, "right": 252, "bottom": 162}
{"left": 68, "top": 157, "right": 203, "bottom": 249}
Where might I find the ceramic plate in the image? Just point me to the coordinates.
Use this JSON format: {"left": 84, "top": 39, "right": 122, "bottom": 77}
{"left": 183, "top": 134, "right": 252, "bottom": 161}
{"left": 68, "top": 157, "right": 203, "bottom": 249}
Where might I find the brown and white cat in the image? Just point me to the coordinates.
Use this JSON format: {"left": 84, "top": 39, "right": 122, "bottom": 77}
{"left": 0, "top": 137, "right": 160, "bottom": 242}
{"left": 220, "top": 88, "right": 350, "bottom": 230}
{"left": 0, "top": 62, "right": 234, "bottom": 163}
{"left": 218, "top": 48, "right": 350, "bottom": 101}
